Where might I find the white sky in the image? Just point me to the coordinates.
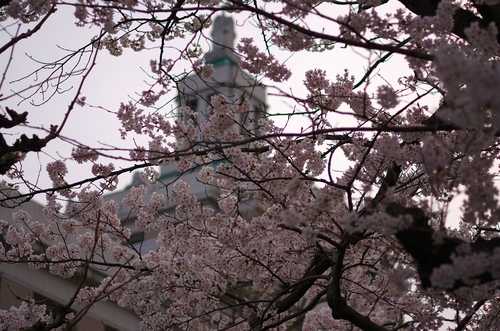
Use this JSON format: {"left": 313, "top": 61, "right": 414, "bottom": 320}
{"left": 0, "top": 3, "right": 446, "bottom": 214}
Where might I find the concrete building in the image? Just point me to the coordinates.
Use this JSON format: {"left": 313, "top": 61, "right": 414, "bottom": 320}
{"left": 0, "top": 14, "right": 266, "bottom": 330}
{"left": 104, "top": 14, "right": 267, "bottom": 254}
{"left": 0, "top": 197, "right": 140, "bottom": 331}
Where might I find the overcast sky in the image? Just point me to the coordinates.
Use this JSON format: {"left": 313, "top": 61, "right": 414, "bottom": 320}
{"left": 0, "top": 3, "right": 433, "bottom": 208}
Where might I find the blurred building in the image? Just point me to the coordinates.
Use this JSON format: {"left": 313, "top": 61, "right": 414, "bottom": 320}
{"left": 0, "top": 198, "right": 140, "bottom": 331}
{"left": 0, "top": 15, "right": 266, "bottom": 330}
{"left": 104, "top": 14, "right": 267, "bottom": 254}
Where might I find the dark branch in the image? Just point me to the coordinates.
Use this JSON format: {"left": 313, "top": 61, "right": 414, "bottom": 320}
{"left": 275, "top": 254, "right": 331, "bottom": 313}
{"left": 388, "top": 203, "right": 500, "bottom": 289}
{"left": 0, "top": 108, "right": 58, "bottom": 175}
{"left": 399, "top": 0, "right": 500, "bottom": 44}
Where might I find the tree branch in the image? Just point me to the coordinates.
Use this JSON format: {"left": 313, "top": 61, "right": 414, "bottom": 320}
{"left": 275, "top": 254, "right": 331, "bottom": 313}
{"left": 399, "top": 0, "right": 499, "bottom": 43}
{"left": 0, "top": 6, "right": 57, "bottom": 55}
{"left": 388, "top": 203, "right": 500, "bottom": 289}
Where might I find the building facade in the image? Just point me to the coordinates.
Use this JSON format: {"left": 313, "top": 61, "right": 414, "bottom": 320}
{"left": 0, "top": 14, "right": 266, "bottom": 330}
{"left": 0, "top": 198, "right": 140, "bottom": 331}
{"left": 105, "top": 14, "right": 267, "bottom": 253}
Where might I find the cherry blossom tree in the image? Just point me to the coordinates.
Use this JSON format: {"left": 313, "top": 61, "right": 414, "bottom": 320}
{"left": 3, "top": 0, "right": 500, "bottom": 330}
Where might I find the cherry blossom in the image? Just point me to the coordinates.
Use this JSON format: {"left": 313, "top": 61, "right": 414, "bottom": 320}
{"left": 4, "top": 1, "right": 500, "bottom": 330}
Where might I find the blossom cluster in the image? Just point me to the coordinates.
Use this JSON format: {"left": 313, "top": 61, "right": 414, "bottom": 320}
{"left": 341, "top": 211, "right": 413, "bottom": 235}
{"left": 117, "top": 102, "right": 172, "bottom": 139}
{"left": 6, "top": 0, "right": 500, "bottom": 330}
{"left": 237, "top": 38, "right": 291, "bottom": 82}
{"left": 71, "top": 146, "right": 99, "bottom": 164}
{"left": 0, "top": 301, "right": 54, "bottom": 330}
{"left": 193, "top": 59, "right": 215, "bottom": 79}
{"left": 430, "top": 248, "right": 500, "bottom": 289}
